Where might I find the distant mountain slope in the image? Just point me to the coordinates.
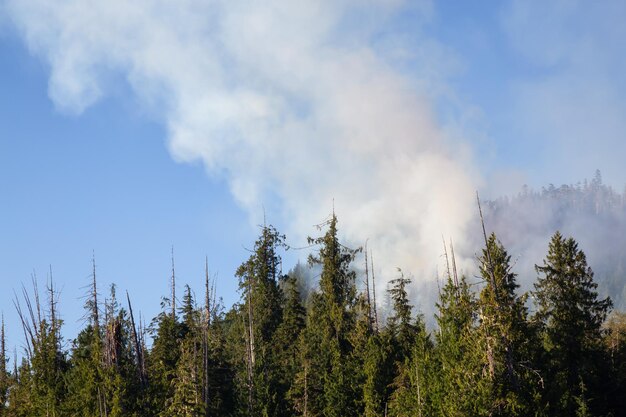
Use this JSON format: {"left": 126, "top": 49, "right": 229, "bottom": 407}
{"left": 483, "top": 170, "right": 626, "bottom": 309}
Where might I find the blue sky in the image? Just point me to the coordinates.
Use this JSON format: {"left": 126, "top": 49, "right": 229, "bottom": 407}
{"left": 0, "top": 28, "right": 260, "bottom": 349}
{"left": 1, "top": 0, "right": 625, "bottom": 353}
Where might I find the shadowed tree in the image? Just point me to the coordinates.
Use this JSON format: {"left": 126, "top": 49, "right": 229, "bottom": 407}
{"left": 534, "top": 232, "right": 612, "bottom": 417}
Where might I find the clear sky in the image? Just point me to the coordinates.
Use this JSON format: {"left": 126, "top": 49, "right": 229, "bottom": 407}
{"left": 1, "top": 0, "right": 625, "bottom": 354}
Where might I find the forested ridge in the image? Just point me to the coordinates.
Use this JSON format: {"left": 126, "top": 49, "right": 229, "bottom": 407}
{"left": 1, "top": 212, "right": 626, "bottom": 417}
{"left": 483, "top": 170, "right": 626, "bottom": 308}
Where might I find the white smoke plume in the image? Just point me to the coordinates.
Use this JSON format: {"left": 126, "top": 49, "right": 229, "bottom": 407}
{"left": 4, "top": 0, "right": 480, "bottom": 302}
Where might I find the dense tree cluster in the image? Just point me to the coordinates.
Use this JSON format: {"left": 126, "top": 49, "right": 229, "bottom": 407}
{"left": 1, "top": 213, "right": 625, "bottom": 416}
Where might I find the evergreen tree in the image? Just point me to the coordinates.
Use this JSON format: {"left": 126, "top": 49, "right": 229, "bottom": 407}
{"left": 534, "top": 232, "right": 612, "bottom": 416}
{"left": 0, "top": 316, "right": 9, "bottom": 416}
{"left": 386, "top": 270, "right": 416, "bottom": 357}
{"left": 275, "top": 274, "right": 306, "bottom": 415}
{"left": 603, "top": 311, "right": 626, "bottom": 417}
{"left": 360, "top": 331, "right": 394, "bottom": 417}
{"left": 166, "top": 339, "right": 205, "bottom": 417}
{"left": 166, "top": 286, "right": 206, "bottom": 416}
{"left": 233, "top": 223, "right": 287, "bottom": 416}
{"left": 386, "top": 272, "right": 432, "bottom": 417}
{"left": 102, "top": 285, "right": 142, "bottom": 416}
{"left": 204, "top": 305, "right": 235, "bottom": 416}
{"left": 13, "top": 277, "right": 68, "bottom": 416}
{"left": 7, "top": 358, "right": 35, "bottom": 417}
{"left": 148, "top": 299, "right": 184, "bottom": 415}
{"left": 477, "top": 233, "right": 536, "bottom": 416}
{"left": 292, "top": 213, "right": 360, "bottom": 417}
{"left": 432, "top": 273, "right": 491, "bottom": 416}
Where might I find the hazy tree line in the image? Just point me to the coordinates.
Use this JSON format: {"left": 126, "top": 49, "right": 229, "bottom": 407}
{"left": 484, "top": 170, "right": 626, "bottom": 309}
{"left": 1, "top": 212, "right": 626, "bottom": 416}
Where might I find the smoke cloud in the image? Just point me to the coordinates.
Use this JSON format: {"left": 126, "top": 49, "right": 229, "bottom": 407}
{"left": 7, "top": 1, "right": 625, "bottom": 315}
{"left": 4, "top": 0, "right": 480, "bottom": 301}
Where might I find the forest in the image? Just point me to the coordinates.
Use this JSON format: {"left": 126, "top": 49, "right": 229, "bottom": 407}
{"left": 1, "top": 208, "right": 626, "bottom": 416}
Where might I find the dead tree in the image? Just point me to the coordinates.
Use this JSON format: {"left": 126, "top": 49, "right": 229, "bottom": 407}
{"left": 370, "top": 250, "right": 379, "bottom": 332}
{"left": 171, "top": 246, "right": 176, "bottom": 320}
{"left": 126, "top": 291, "right": 147, "bottom": 387}
{"left": 364, "top": 240, "right": 373, "bottom": 331}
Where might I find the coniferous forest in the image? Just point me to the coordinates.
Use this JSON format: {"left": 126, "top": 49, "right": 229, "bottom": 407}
{"left": 1, "top": 212, "right": 626, "bottom": 417}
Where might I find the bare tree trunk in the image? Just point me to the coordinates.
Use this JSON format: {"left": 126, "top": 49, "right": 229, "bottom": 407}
{"left": 304, "top": 362, "right": 308, "bottom": 417}
{"left": 171, "top": 246, "right": 176, "bottom": 320}
{"left": 477, "top": 193, "right": 498, "bottom": 293}
{"left": 450, "top": 240, "right": 459, "bottom": 288}
{"left": 247, "top": 276, "right": 256, "bottom": 368}
{"left": 0, "top": 314, "right": 6, "bottom": 385}
{"left": 204, "top": 257, "right": 211, "bottom": 416}
{"left": 126, "top": 291, "right": 146, "bottom": 386}
{"left": 48, "top": 266, "right": 59, "bottom": 350}
{"left": 370, "top": 251, "right": 379, "bottom": 332}
{"left": 364, "top": 240, "right": 373, "bottom": 331}
{"left": 92, "top": 253, "right": 100, "bottom": 333}
{"left": 243, "top": 314, "right": 254, "bottom": 417}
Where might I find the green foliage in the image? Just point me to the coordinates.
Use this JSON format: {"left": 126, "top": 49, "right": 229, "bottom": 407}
{"left": 476, "top": 233, "right": 536, "bottom": 416}
{"left": 148, "top": 309, "right": 184, "bottom": 414}
{"left": 3, "top": 216, "right": 624, "bottom": 417}
{"left": 432, "top": 274, "right": 491, "bottom": 416}
{"left": 0, "top": 317, "right": 9, "bottom": 415}
{"left": 534, "top": 231, "right": 613, "bottom": 416}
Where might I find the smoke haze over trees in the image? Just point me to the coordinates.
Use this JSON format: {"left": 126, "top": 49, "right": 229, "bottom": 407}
{"left": 1, "top": 202, "right": 626, "bottom": 416}
{"left": 481, "top": 170, "right": 626, "bottom": 309}
{"left": 1, "top": 1, "right": 626, "bottom": 415}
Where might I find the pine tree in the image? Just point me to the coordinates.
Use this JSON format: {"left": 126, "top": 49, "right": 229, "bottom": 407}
{"left": 534, "top": 232, "right": 612, "bottom": 416}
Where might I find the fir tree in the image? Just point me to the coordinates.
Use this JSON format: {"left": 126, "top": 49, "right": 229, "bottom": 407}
{"left": 293, "top": 213, "right": 360, "bottom": 417}
{"left": 275, "top": 274, "right": 306, "bottom": 415}
{"left": 386, "top": 273, "right": 431, "bottom": 417}
{"left": 432, "top": 272, "right": 490, "bottom": 416}
{"left": 534, "top": 232, "right": 612, "bottom": 416}
{"left": 477, "top": 233, "right": 535, "bottom": 416}
{"left": 233, "top": 223, "right": 287, "bottom": 416}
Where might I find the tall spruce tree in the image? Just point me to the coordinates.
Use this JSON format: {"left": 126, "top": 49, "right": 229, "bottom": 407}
{"left": 386, "top": 272, "right": 432, "bottom": 417}
{"left": 166, "top": 285, "right": 206, "bottom": 416}
{"left": 477, "top": 233, "right": 536, "bottom": 416}
{"left": 432, "top": 272, "right": 490, "bottom": 416}
{"left": 148, "top": 299, "right": 183, "bottom": 415}
{"left": 275, "top": 274, "right": 306, "bottom": 416}
{"left": 293, "top": 213, "right": 360, "bottom": 417}
{"left": 534, "top": 232, "right": 612, "bottom": 416}
{"left": 234, "top": 223, "right": 287, "bottom": 416}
